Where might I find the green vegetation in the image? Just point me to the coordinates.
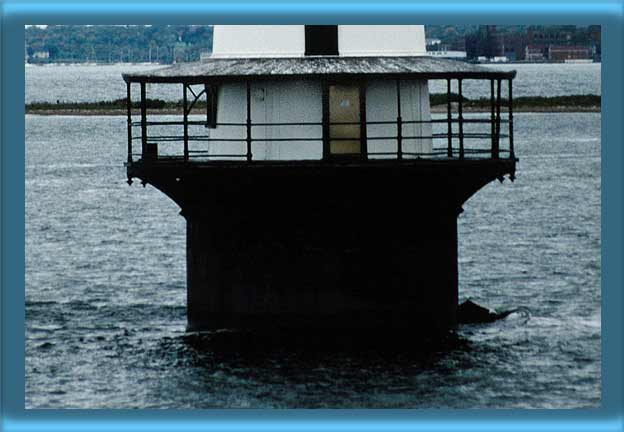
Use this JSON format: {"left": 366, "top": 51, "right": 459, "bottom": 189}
{"left": 27, "top": 98, "right": 174, "bottom": 111}
{"left": 506, "top": 95, "right": 600, "bottom": 108}
{"left": 429, "top": 93, "right": 470, "bottom": 105}
{"left": 26, "top": 25, "right": 599, "bottom": 64}
{"left": 430, "top": 94, "right": 600, "bottom": 108}
{"left": 26, "top": 95, "right": 600, "bottom": 114}
{"left": 26, "top": 25, "right": 213, "bottom": 64}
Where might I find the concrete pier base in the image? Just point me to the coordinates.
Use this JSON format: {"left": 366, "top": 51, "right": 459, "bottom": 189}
{"left": 129, "top": 159, "right": 515, "bottom": 336}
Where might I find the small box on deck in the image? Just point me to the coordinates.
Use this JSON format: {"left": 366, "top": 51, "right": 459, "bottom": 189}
{"left": 145, "top": 143, "right": 158, "bottom": 160}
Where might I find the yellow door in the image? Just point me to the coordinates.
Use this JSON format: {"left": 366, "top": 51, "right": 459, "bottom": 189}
{"left": 329, "top": 85, "right": 361, "bottom": 155}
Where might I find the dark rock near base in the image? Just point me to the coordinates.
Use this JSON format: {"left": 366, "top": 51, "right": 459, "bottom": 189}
{"left": 457, "top": 299, "right": 514, "bottom": 324}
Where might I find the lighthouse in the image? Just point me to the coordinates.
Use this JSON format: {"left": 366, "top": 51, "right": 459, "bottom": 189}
{"left": 123, "top": 25, "right": 517, "bottom": 337}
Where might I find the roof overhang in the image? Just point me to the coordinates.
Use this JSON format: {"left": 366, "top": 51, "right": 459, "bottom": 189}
{"left": 122, "top": 56, "right": 516, "bottom": 84}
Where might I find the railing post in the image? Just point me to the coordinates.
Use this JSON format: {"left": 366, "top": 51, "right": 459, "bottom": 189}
{"left": 140, "top": 81, "right": 147, "bottom": 159}
{"left": 246, "top": 81, "right": 252, "bottom": 162}
{"left": 508, "top": 78, "right": 514, "bottom": 159}
{"left": 447, "top": 79, "right": 452, "bottom": 158}
{"left": 458, "top": 79, "right": 464, "bottom": 160}
{"left": 126, "top": 82, "right": 132, "bottom": 164}
{"left": 359, "top": 83, "right": 368, "bottom": 160}
{"left": 490, "top": 79, "right": 496, "bottom": 158}
{"left": 495, "top": 79, "right": 502, "bottom": 159}
{"left": 322, "top": 82, "right": 330, "bottom": 160}
{"left": 396, "top": 79, "right": 403, "bottom": 160}
{"left": 183, "top": 83, "right": 189, "bottom": 162}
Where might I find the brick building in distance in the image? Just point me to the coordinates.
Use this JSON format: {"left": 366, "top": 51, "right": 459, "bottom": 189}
{"left": 464, "top": 25, "right": 599, "bottom": 62}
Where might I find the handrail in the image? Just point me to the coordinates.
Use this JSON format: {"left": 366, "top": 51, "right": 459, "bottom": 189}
{"left": 126, "top": 77, "right": 516, "bottom": 164}
{"left": 131, "top": 118, "right": 509, "bottom": 128}
{"left": 138, "top": 131, "right": 510, "bottom": 143}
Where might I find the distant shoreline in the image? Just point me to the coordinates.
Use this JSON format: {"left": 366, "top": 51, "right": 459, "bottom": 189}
{"left": 26, "top": 94, "right": 601, "bottom": 116}
{"left": 25, "top": 106, "right": 600, "bottom": 116}
{"left": 24, "top": 60, "right": 602, "bottom": 67}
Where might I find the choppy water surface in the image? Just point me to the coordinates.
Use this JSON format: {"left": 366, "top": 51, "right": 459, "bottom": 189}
{"left": 25, "top": 112, "right": 600, "bottom": 408}
{"left": 25, "top": 62, "right": 601, "bottom": 103}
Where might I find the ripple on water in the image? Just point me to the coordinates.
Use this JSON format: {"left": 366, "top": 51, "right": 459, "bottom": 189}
{"left": 26, "top": 112, "right": 601, "bottom": 408}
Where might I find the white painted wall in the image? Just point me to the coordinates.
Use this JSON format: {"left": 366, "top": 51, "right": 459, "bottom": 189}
{"left": 212, "top": 25, "right": 305, "bottom": 58}
{"left": 365, "top": 80, "right": 432, "bottom": 158}
{"left": 339, "top": 26, "right": 426, "bottom": 57}
{"left": 189, "top": 79, "right": 432, "bottom": 161}
{"left": 192, "top": 80, "right": 323, "bottom": 160}
{"left": 211, "top": 25, "right": 426, "bottom": 58}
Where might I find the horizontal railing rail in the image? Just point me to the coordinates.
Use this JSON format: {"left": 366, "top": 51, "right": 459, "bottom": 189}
{"left": 131, "top": 118, "right": 510, "bottom": 128}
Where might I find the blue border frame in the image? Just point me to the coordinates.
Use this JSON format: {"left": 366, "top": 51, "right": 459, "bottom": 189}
{"left": 2, "top": 1, "right": 622, "bottom": 431}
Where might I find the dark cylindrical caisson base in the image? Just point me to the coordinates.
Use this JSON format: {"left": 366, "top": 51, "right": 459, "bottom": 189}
{"left": 185, "top": 204, "right": 459, "bottom": 335}
{"left": 129, "top": 159, "right": 515, "bottom": 338}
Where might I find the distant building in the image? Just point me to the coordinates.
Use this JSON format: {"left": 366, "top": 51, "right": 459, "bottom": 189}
{"left": 465, "top": 25, "right": 504, "bottom": 60}
{"left": 490, "top": 56, "right": 508, "bottom": 63}
{"left": 427, "top": 50, "right": 467, "bottom": 59}
{"left": 442, "top": 37, "right": 466, "bottom": 52}
{"left": 588, "top": 25, "right": 601, "bottom": 61}
{"left": 547, "top": 45, "right": 591, "bottom": 61}
{"left": 502, "top": 32, "right": 528, "bottom": 61}
{"left": 460, "top": 25, "right": 600, "bottom": 63}
{"left": 32, "top": 50, "right": 50, "bottom": 60}
{"left": 426, "top": 38, "right": 462, "bottom": 57}
{"left": 525, "top": 45, "right": 546, "bottom": 61}
{"left": 425, "top": 38, "right": 442, "bottom": 47}
{"left": 527, "top": 25, "right": 576, "bottom": 46}
{"left": 504, "top": 51, "right": 517, "bottom": 62}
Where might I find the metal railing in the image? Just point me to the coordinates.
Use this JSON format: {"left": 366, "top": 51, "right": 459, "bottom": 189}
{"left": 126, "top": 78, "right": 515, "bottom": 164}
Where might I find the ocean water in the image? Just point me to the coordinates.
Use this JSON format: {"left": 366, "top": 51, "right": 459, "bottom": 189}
{"left": 25, "top": 112, "right": 600, "bottom": 408}
{"left": 25, "top": 62, "right": 601, "bottom": 103}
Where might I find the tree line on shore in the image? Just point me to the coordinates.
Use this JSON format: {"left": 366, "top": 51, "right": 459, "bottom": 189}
{"left": 26, "top": 94, "right": 601, "bottom": 113}
{"left": 26, "top": 25, "right": 213, "bottom": 64}
{"left": 26, "top": 25, "right": 599, "bottom": 64}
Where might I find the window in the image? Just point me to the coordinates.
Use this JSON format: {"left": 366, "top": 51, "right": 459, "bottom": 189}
{"left": 305, "top": 26, "right": 339, "bottom": 56}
